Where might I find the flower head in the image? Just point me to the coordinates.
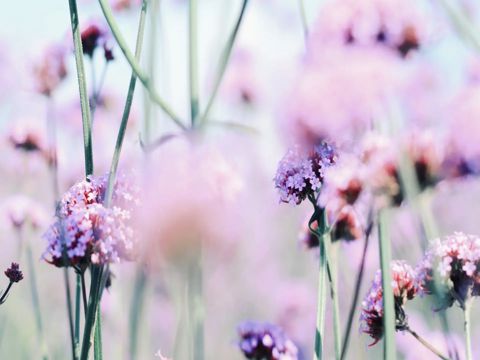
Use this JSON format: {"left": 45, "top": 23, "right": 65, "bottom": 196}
{"left": 415, "top": 232, "right": 480, "bottom": 308}
{"left": 33, "top": 44, "right": 67, "bottom": 96}
{"left": 274, "top": 142, "right": 337, "bottom": 205}
{"left": 43, "top": 173, "right": 138, "bottom": 268}
{"left": 5, "top": 263, "right": 23, "bottom": 283}
{"left": 81, "top": 22, "right": 109, "bottom": 58}
{"left": 237, "top": 321, "right": 299, "bottom": 360}
{"left": 360, "top": 260, "right": 417, "bottom": 345}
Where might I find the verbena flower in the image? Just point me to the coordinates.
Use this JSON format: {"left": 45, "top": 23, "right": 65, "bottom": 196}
{"left": 42, "top": 173, "right": 138, "bottom": 268}
{"left": 32, "top": 44, "right": 67, "bottom": 96}
{"left": 274, "top": 142, "right": 337, "bottom": 205}
{"left": 415, "top": 232, "right": 480, "bottom": 308}
{"left": 4, "top": 263, "right": 23, "bottom": 283}
{"left": 360, "top": 260, "right": 417, "bottom": 345}
{"left": 237, "top": 321, "right": 299, "bottom": 360}
{"left": 81, "top": 22, "right": 110, "bottom": 59}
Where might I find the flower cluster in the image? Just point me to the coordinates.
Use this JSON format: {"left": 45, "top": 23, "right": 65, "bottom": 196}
{"left": 237, "top": 321, "right": 299, "bottom": 360}
{"left": 32, "top": 44, "right": 67, "bottom": 96}
{"left": 81, "top": 22, "right": 113, "bottom": 61}
{"left": 4, "top": 263, "right": 23, "bottom": 283}
{"left": 360, "top": 260, "right": 417, "bottom": 345}
{"left": 309, "top": 0, "right": 431, "bottom": 58}
{"left": 415, "top": 232, "right": 480, "bottom": 308}
{"left": 274, "top": 142, "right": 337, "bottom": 205}
{"left": 42, "top": 173, "right": 138, "bottom": 268}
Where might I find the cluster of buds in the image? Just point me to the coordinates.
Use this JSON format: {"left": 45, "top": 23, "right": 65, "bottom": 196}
{"left": 274, "top": 141, "right": 337, "bottom": 205}
{"left": 237, "top": 321, "right": 299, "bottom": 360}
{"left": 415, "top": 232, "right": 480, "bottom": 309}
{"left": 81, "top": 22, "right": 114, "bottom": 62}
{"left": 360, "top": 260, "right": 417, "bottom": 345}
{"left": 0, "top": 263, "right": 23, "bottom": 305}
{"left": 42, "top": 173, "right": 138, "bottom": 269}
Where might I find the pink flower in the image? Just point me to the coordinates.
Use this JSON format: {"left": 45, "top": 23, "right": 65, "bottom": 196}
{"left": 32, "top": 43, "right": 67, "bottom": 96}
{"left": 0, "top": 195, "right": 47, "bottom": 230}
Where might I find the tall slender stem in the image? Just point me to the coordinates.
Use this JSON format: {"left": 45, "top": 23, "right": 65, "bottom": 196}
{"left": 378, "top": 209, "right": 396, "bottom": 360}
{"left": 464, "top": 301, "right": 473, "bottom": 360}
{"left": 68, "top": 0, "right": 94, "bottom": 176}
{"left": 405, "top": 327, "right": 451, "bottom": 360}
{"left": 326, "top": 239, "right": 342, "bottom": 360}
{"left": 313, "top": 235, "right": 327, "bottom": 360}
{"left": 97, "top": 0, "right": 186, "bottom": 130}
{"left": 94, "top": 306, "right": 103, "bottom": 360}
{"left": 297, "top": 0, "right": 309, "bottom": 40}
{"left": 187, "top": 253, "right": 204, "bottom": 360}
{"left": 74, "top": 274, "right": 81, "bottom": 357}
{"left": 199, "top": 0, "right": 249, "bottom": 125}
{"left": 341, "top": 213, "right": 374, "bottom": 360}
{"left": 104, "top": 0, "right": 148, "bottom": 207}
{"left": 128, "top": 267, "right": 148, "bottom": 360}
{"left": 189, "top": 0, "right": 199, "bottom": 127}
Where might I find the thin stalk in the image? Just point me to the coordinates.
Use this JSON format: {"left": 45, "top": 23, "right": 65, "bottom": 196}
{"left": 0, "top": 282, "right": 13, "bottom": 304}
{"left": 91, "top": 62, "right": 108, "bottom": 119}
{"left": 313, "top": 234, "right": 327, "bottom": 360}
{"left": 97, "top": 0, "right": 186, "bottom": 130}
{"left": 104, "top": 0, "right": 148, "bottom": 207}
{"left": 378, "top": 209, "right": 396, "bottom": 360}
{"left": 75, "top": 274, "right": 81, "bottom": 357}
{"left": 297, "top": 0, "right": 309, "bottom": 40}
{"left": 464, "top": 301, "right": 473, "bottom": 360}
{"left": 80, "top": 266, "right": 104, "bottom": 360}
{"left": 341, "top": 213, "right": 374, "bottom": 360}
{"left": 189, "top": 0, "right": 199, "bottom": 127}
{"left": 199, "top": 0, "right": 250, "bottom": 125}
{"left": 188, "top": 254, "right": 204, "bottom": 360}
{"left": 405, "top": 327, "right": 451, "bottom": 360}
{"left": 81, "top": 272, "right": 88, "bottom": 316}
{"left": 68, "top": 0, "right": 94, "bottom": 176}
{"left": 128, "top": 267, "right": 148, "bottom": 360}
{"left": 325, "top": 236, "right": 341, "bottom": 360}
{"left": 25, "top": 242, "right": 48, "bottom": 360}
{"left": 63, "top": 249, "right": 77, "bottom": 360}
{"left": 94, "top": 306, "right": 103, "bottom": 360}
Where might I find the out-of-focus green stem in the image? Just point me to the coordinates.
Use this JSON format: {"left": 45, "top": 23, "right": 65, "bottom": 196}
{"left": 68, "top": 0, "right": 94, "bottom": 176}
{"left": 128, "top": 267, "right": 148, "bottom": 360}
{"left": 313, "top": 234, "right": 327, "bottom": 360}
{"left": 189, "top": 0, "right": 199, "bottom": 127}
{"left": 97, "top": 0, "right": 186, "bottom": 130}
{"left": 104, "top": 0, "right": 148, "bottom": 207}
{"left": 94, "top": 306, "right": 103, "bottom": 360}
{"left": 378, "top": 209, "right": 396, "bottom": 360}
{"left": 464, "top": 301, "right": 473, "bottom": 360}
{"left": 298, "top": 0, "right": 309, "bottom": 40}
{"left": 74, "top": 274, "right": 81, "bottom": 356}
{"left": 199, "top": 0, "right": 250, "bottom": 125}
{"left": 188, "top": 254, "right": 204, "bottom": 360}
{"left": 405, "top": 327, "right": 450, "bottom": 360}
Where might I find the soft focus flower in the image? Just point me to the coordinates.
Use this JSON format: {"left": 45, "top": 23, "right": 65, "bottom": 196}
{"left": 81, "top": 22, "right": 109, "bottom": 58}
{"left": 8, "top": 120, "right": 47, "bottom": 155}
{"left": 139, "top": 142, "right": 244, "bottom": 266}
{"left": 111, "top": 0, "right": 141, "bottom": 11}
{"left": 309, "top": 0, "right": 432, "bottom": 58}
{"left": 274, "top": 142, "right": 337, "bottom": 205}
{"left": 42, "top": 173, "right": 138, "bottom": 268}
{"left": 237, "top": 321, "right": 299, "bottom": 360}
{"left": 32, "top": 44, "right": 67, "bottom": 96}
{"left": 4, "top": 263, "right": 23, "bottom": 283}
{"left": 360, "top": 260, "right": 417, "bottom": 345}
{"left": 0, "top": 195, "right": 47, "bottom": 230}
{"left": 415, "top": 232, "right": 480, "bottom": 308}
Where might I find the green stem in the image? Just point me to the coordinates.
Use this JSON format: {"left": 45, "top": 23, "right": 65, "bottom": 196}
{"left": 94, "top": 306, "right": 103, "bottom": 360}
{"left": 405, "top": 327, "right": 451, "bottom": 360}
{"left": 464, "top": 301, "right": 473, "bottom": 360}
{"left": 75, "top": 274, "right": 81, "bottom": 357}
{"left": 378, "top": 209, "right": 396, "bottom": 360}
{"left": 97, "top": 0, "right": 186, "bottom": 130}
{"left": 128, "top": 267, "right": 148, "bottom": 360}
{"left": 104, "top": 0, "right": 148, "bottom": 207}
{"left": 188, "top": 254, "right": 204, "bottom": 360}
{"left": 341, "top": 214, "right": 374, "bottom": 360}
{"left": 25, "top": 241, "right": 48, "bottom": 360}
{"left": 297, "top": 0, "right": 309, "bottom": 40}
{"left": 80, "top": 266, "right": 104, "bottom": 360}
{"left": 189, "top": 0, "right": 199, "bottom": 128}
{"left": 199, "top": 0, "right": 250, "bottom": 125}
{"left": 68, "top": 0, "right": 94, "bottom": 176}
{"left": 313, "top": 235, "right": 327, "bottom": 360}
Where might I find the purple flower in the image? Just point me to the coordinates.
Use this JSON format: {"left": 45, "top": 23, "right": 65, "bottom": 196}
{"left": 42, "top": 173, "right": 138, "bottom": 268}
{"left": 360, "top": 260, "right": 417, "bottom": 345}
{"left": 274, "top": 142, "right": 337, "bottom": 205}
{"left": 415, "top": 232, "right": 480, "bottom": 308}
{"left": 5, "top": 263, "right": 23, "bottom": 283}
{"left": 237, "top": 321, "right": 298, "bottom": 360}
